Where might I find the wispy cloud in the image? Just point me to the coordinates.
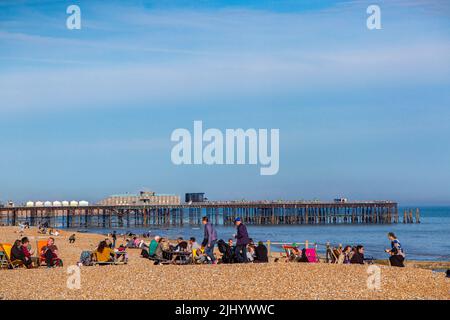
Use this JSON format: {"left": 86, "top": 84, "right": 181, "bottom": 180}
{"left": 0, "top": 2, "right": 449, "bottom": 114}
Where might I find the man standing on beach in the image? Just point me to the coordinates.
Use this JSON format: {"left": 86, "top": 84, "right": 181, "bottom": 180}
{"left": 201, "top": 216, "right": 217, "bottom": 264}
{"left": 112, "top": 231, "right": 117, "bottom": 248}
{"left": 234, "top": 217, "right": 250, "bottom": 263}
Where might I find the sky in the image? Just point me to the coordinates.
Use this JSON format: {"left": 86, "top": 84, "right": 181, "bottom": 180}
{"left": 0, "top": 0, "right": 449, "bottom": 205}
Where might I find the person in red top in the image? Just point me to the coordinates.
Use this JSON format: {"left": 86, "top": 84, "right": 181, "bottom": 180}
{"left": 20, "top": 237, "right": 33, "bottom": 268}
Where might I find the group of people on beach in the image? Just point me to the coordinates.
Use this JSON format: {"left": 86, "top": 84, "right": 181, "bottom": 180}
{"left": 329, "top": 232, "right": 405, "bottom": 267}
{"left": 3, "top": 219, "right": 409, "bottom": 269}
{"left": 135, "top": 216, "right": 268, "bottom": 265}
{"left": 96, "top": 218, "right": 406, "bottom": 267}
{"left": 7, "top": 236, "right": 63, "bottom": 268}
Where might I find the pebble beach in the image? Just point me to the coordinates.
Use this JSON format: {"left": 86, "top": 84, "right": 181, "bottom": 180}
{"left": 0, "top": 227, "right": 448, "bottom": 300}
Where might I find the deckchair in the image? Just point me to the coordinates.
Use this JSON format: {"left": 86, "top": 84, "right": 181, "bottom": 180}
{"left": 326, "top": 247, "right": 339, "bottom": 263}
{"left": 36, "top": 240, "right": 48, "bottom": 266}
{"left": 282, "top": 245, "right": 296, "bottom": 258}
{"left": 0, "top": 243, "right": 24, "bottom": 269}
{"left": 304, "top": 248, "right": 319, "bottom": 263}
{"left": 0, "top": 245, "right": 9, "bottom": 269}
{"left": 91, "top": 251, "right": 127, "bottom": 266}
{"left": 37, "top": 240, "right": 62, "bottom": 267}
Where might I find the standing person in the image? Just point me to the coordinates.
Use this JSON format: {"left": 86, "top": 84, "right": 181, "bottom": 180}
{"left": 201, "top": 216, "right": 217, "bottom": 264}
{"left": 234, "top": 217, "right": 250, "bottom": 263}
{"left": 112, "top": 231, "right": 117, "bottom": 248}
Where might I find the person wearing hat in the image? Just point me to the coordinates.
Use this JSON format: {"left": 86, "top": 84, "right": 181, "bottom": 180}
{"left": 233, "top": 217, "right": 250, "bottom": 263}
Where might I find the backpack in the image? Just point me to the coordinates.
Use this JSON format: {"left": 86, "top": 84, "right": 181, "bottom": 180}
{"left": 217, "top": 240, "right": 233, "bottom": 263}
{"left": 217, "top": 239, "right": 228, "bottom": 254}
{"left": 79, "top": 250, "right": 93, "bottom": 266}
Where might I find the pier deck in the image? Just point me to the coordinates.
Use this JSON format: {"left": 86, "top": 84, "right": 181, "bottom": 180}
{"left": 0, "top": 200, "right": 414, "bottom": 228}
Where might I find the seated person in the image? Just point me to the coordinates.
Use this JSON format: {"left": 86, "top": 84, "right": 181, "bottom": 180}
{"left": 126, "top": 238, "right": 135, "bottom": 248}
{"left": 188, "top": 237, "right": 201, "bottom": 252}
{"left": 174, "top": 237, "right": 188, "bottom": 252}
{"left": 151, "top": 238, "right": 165, "bottom": 264}
{"left": 350, "top": 245, "right": 365, "bottom": 264}
{"left": 148, "top": 236, "right": 160, "bottom": 257}
{"left": 21, "top": 237, "right": 35, "bottom": 268}
{"left": 148, "top": 236, "right": 164, "bottom": 261}
{"left": 10, "top": 239, "right": 28, "bottom": 267}
{"left": 116, "top": 244, "right": 128, "bottom": 262}
{"left": 140, "top": 241, "right": 150, "bottom": 258}
{"left": 41, "top": 237, "right": 63, "bottom": 267}
{"left": 133, "top": 237, "right": 141, "bottom": 248}
{"left": 217, "top": 239, "right": 233, "bottom": 264}
{"left": 254, "top": 241, "right": 269, "bottom": 263}
{"left": 288, "top": 247, "right": 301, "bottom": 262}
{"left": 246, "top": 246, "right": 255, "bottom": 262}
{"left": 104, "top": 238, "right": 113, "bottom": 249}
{"left": 193, "top": 246, "right": 207, "bottom": 264}
{"left": 338, "top": 245, "right": 352, "bottom": 264}
{"left": 95, "top": 241, "right": 115, "bottom": 263}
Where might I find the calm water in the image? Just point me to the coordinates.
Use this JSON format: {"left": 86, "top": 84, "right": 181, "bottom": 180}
{"left": 73, "top": 206, "right": 450, "bottom": 261}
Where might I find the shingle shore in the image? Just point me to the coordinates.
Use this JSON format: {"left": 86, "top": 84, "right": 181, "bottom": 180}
{"left": 0, "top": 227, "right": 448, "bottom": 300}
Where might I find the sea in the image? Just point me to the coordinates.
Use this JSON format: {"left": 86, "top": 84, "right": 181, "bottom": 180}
{"left": 71, "top": 206, "right": 450, "bottom": 261}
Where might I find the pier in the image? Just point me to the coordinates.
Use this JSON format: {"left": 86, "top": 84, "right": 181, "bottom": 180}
{"left": 0, "top": 200, "right": 412, "bottom": 228}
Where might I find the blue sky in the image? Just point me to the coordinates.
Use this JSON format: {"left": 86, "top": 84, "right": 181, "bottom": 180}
{"left": 0, "top": 0, "right": 449, "bottom": 205}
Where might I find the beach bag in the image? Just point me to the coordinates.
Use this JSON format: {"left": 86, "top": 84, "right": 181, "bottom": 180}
{"left": 79, "top": 250, "right": 92, "bottom": 266}
{"left": 141, "top": 249, "right": 149, "bottom": 258}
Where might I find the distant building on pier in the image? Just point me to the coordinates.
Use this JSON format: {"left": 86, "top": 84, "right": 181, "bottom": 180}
{"left": 185, "top": 193, "right": 206, "bottom": 203}
{"left": 98, "top": 191, "right": 180, "bottom": 206}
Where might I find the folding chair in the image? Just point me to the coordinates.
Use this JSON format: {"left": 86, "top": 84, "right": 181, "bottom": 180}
{"left": 304, "top": 248, "right": 319, "bottom": 263}
{"left": 0, "top": 247, "right": 9, "bottom": 269}
{"left": 0, "top": 243, "right": 24, "bottom": 269}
